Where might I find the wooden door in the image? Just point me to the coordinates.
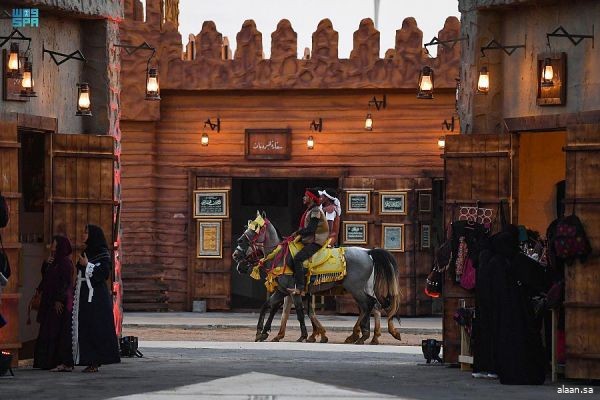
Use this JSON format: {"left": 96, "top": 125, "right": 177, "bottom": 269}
{"left": 190, "top": 176, "right": 232, "bottom": 310}
{"left": 564, "top": 123, "right": 600, "bottom": 379}
{"left": 0, "top": 118, "right": 20, "bottom": 362}
{"left": 443, "top": 133, "right": 513, "bottom": 363}
{"left": 50, "top": 133, "right": 118, "bottom": 326}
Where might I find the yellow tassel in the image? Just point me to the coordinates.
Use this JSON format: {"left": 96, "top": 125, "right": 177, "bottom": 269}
{"left": 250, "top": 266, "right": 261, "bottom": 280}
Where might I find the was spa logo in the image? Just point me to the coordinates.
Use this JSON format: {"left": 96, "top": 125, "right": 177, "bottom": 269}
{"left": 12, "top": 8, "right": 39, "bottom": 28}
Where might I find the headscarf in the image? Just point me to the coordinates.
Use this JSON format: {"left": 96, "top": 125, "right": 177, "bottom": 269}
{"left": 52, "top": 235, "right": 73, "bottom": 261}
{"left": 319, "top": 188, "right": 342, "bottom": 216}
{"left": 85, "top": 224, "right": 109, "bottom": 260}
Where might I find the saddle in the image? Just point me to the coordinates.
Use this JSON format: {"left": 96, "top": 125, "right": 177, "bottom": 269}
{"left": 264, "top": 240, "right": 347, "bottom": 292}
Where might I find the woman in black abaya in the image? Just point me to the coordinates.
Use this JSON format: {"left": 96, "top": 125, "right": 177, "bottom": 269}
{"left": 72, "top": 224, "right": 120, "bottom": 372}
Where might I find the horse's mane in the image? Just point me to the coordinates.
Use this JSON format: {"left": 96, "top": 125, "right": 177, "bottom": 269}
{"left": 270, "top": 221, "right": 284, "bottom": 241}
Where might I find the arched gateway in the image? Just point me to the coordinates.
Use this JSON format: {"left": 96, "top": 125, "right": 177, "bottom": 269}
{"left": 119, "top": 0, "right": 461, "bottom": 315}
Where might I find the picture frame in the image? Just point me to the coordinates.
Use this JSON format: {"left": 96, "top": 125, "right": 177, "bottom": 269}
{"left": 196, "top": 220, "right": 223, "bottom": 258}
{"left": 342, "top": 221, "right": 368, "bottom": 244}
{"left": 418, "top": 193, "right": 432, "bottom": 213}
{"left": 193, "top": 190, "right": 229, "bottom": 218}
{"left": 382, "top": 223, "right": 405, "bottom": 252}
{"left": 379, "top": 191, "right": 407, "bottom": 215}
{"left": 421, "top": 224, "right": 431, "bottom": 249}
{"left": 346, "top": 191, "right": 371, "bottom": 214}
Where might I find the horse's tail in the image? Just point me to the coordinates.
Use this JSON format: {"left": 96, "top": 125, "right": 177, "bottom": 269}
{"left": 368, "top": 248, "right": 402, "bottom": 341}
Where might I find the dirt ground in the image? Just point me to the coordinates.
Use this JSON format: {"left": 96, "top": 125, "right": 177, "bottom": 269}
{"left": 123, "top": 326, "right": 440, "bottom": 346}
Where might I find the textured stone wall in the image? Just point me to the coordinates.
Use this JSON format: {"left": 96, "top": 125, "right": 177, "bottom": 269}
{"left": 120, "top": 0, "right": 461, "bottom": 121}
{"left": 458, "top": 0, "right": 600, "bottom": 133}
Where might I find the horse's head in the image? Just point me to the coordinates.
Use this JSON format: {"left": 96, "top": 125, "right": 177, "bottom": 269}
{"left": 233, "top": 211, "right": 269, "bottom": 274}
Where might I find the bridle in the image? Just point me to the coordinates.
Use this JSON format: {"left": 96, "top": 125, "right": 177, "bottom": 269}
{"left": 235, "top": 217, "right": 270, "bottom": 267}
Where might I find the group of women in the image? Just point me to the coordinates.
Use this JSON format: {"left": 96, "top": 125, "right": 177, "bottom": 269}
{"left": 33, "top": 224, "right": 120, "bottom": 373}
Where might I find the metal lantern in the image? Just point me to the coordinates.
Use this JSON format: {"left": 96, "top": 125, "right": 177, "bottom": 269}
{"left": 201, "top": 132, "right": 209, "bottom": 146}
{"left": 417, "top": 66, "right": 434, "bottom": 99}
{"left": 145, "top": 67, "right": 160, "bottom": 100}
{"left": 19, "top": 59, "right": 37, "bottom": 97}
{"left": 438, "top": 136, "right": 446, "bottom": 150}
{"left": 541, "top": 58, "right": 554, "bottom": 87}
{"left": 364, "top": 113, "right": 373, "bottom": 131}
{"left": 76, "top": 82, "right": 92, "bottom": 116}
{"left": 7, "top": 42, "right": 21, "bottom": 78}
{"left": 477, "top": 66, "right": 490, "bottom": 94}
{"left": 307, "top": 136, "right": 314, "bottom": 149}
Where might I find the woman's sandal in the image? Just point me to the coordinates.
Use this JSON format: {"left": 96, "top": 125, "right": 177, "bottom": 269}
{"left": 82, "top": 366, "right": 99, "bottom": 373}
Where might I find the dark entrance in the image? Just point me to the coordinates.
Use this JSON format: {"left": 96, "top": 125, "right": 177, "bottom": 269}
{"left": 230, "top": 177, "right": 338, "bottom": 308}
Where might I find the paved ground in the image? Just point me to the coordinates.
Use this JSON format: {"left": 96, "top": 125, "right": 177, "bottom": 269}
{"left": 1, "top": 312, "right": 596, "bottom": 399}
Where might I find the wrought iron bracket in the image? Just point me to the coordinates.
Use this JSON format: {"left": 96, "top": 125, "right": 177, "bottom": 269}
{"left": 0, "top": 28, "right": 31, "bottom": 49}
{"left": 442, "top": 116, "right": 455, "bottom": 132}
{"left": 204, "top": 118, "right": 220, "bottom": 133}
{"left": 480, "top": 38, "right": 526, "bottom": 57}
{"left": 547, "top": 25, "right": 594, "bottom": 47}
{"left": 310, "top": 118, "right": 323, "bottom": 132}
{"left": 368, "top": 95, "right": 386, "bottom": 111}
{"left": 42, "top": 44, "right": 86, "bottom": 66}
{"left": 114, "top": 41, "right": 156, "bottom": 68}
{"left": 424, "top": 36, "right": 468, "bottom": 50}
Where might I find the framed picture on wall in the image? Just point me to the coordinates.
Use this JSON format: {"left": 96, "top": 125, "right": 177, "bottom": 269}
{"left": 196, "top": 220, "right": 222, "bottom": 258}
{"left": 346, "top": 191, "right": 370, "bottom": 214}
{"left": 193, "top": 190, "right": 229, "bottom": 218}
{"left": 379, "top": 191, "right": 407, "bottom": 215}
{"left": 343, "top": 221, "right": 368, "bottom": 244}
{"left": 418, "top": 193, "right": 432, "bottom": 212}
{"left": 421, "top": 224, "right": 431, "bottom": 249}
{"left": 382, "top": 223, "right": 404, "bottom": 252}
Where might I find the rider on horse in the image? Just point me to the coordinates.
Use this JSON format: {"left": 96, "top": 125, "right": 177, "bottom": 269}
{"left": 288, "top": 188, "right": 329, "bottom": 295}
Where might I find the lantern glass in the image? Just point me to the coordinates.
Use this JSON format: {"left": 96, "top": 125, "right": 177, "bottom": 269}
{"left": 19, "top": 60, "right": 37, "bottom": 97}
{"left": 146, "top": 67, "right": 161, "bottom": 100}
{"left": 477, "top": 66, "right": 489, "bottom": 94}
{"left": 307, "top": 136, "right": 314, "bottom": 149}
{"left": 7, "top": 43, "right": 20, "bottom": 75}
{"left": 364, "top": 113, "right": 373, "bottom": 131}
{"left": 541, "top": 58, "right": 554, "bottom": 87}
{"left": 417, "top": 66, "right": 434, "bottom": 99}
{"left": 76, "top": 83, "right": 92, "bottom": 116}
{"left": 201, "top": 132, "right": 209, "bottom": 146}
{"left": 438, "top": 137, "right": 446, "bottom": 150}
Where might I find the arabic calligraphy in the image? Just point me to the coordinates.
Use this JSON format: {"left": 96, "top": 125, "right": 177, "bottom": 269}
{"left": 252, "top": 140, "right": 284, "bottom": 151}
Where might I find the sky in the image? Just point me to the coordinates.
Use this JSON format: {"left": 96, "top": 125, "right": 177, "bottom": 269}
{"left": 143, "top": 0, "right": 460, "bottom": 58}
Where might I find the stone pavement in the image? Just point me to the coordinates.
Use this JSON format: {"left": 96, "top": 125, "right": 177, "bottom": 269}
{"left": 123, "top": 312, "right": 443, "bottom": 335}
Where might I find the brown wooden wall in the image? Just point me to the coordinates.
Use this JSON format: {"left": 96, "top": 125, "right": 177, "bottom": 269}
{"left": 120, "top": 90, "right": 455, "bottom": 311}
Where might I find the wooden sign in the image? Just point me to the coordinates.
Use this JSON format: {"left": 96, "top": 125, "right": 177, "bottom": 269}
{"left": 346, "top": 191, "right": 370, "bottom": 214}
{"left": 379, "top": 191, "right": 407, "bottom": 215}
{"left": 193, "top": 190, "right": 229, "bottom": 218}
{"left": 343, "top": 221, "right": 368, "bottom": 244}
{"left": 245, "top": 129, "right": 291, "bottom": 160}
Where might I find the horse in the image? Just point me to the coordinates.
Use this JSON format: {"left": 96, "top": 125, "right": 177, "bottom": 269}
{"left": 233, "top": 212, "right": 402, "bottom": 344}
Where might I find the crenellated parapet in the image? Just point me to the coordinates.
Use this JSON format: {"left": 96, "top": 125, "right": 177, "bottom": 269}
{"left": 121, "top": 0, "right": 461, "bottom": 120}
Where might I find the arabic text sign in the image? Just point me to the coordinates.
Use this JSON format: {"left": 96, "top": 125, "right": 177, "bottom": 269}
{"left": 343, "top": 221, "right": 368, "bottom": 244}
{"left": 245, "top": 129, "right": 291, "bottom": 160}
{"left": 379, "top": 192, "right": 407, "bottom": 215}
{"left": 193, "top": 190, "right": 229, "bottom": 218}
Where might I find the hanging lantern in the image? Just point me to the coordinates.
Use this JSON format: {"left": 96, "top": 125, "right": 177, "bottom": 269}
{"left": 417, "top": 66, "right": 434, "bottom": 99}
{"left": 145, "top": 67, "right": 160, "bottom": 100}
{"left": 364, "top": 113, "right": 373, "bottom": 131}
{"left": 20, "top": 59, "right": 36, "bottom": 97}
{"left": 307, "top": 136, "right": 314, "bottom": 149}
{"left": 76, "top": 82, "right": 92, "bottom": 116}
{"left": 7, "top": 43, "right": 21, "bottom": 78}
{"left": 437, "top": 136, "right": 446, "bottom": 150}
{"left": 201, "top": 131, "right": 209, "bottom": 146}
{"left": 477, "top": 66, "right": 489, "bottom": 94}
{"left": 541, "top": 58, "right": 554, "bottom": 87}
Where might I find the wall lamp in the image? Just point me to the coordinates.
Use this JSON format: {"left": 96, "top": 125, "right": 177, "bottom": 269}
{"left": 477, "top": 66, "right": 489, "bottom": 94}
{"left": 310, "top": 118, "right": 323, "bottom": 132}
{"left": 307, "top": 135, "right": 315, "bottom": 149}
{"left": 1, "top": 29, "right": 31, "bottom": 78}
{"left": 76, "top": 83, "right": 92, "bottom": 116}
{"left": 364, "top": 95, "right": 386, "bottom": 130}
{"left": 547, "top": 25, "right": 594, "bottom": 47}
{"left": 114, "top": 41, "right": 160, "bottom": 101}
{"left": 417, "top": 66, "right": 434, "bottom": 99}
{"left": 204, "top": 118, "right": 220, "bottom": 132}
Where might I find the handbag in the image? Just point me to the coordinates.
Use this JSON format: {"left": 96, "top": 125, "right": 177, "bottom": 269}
{"left": 120, "top": 336, "right": 143, "bottom": 358}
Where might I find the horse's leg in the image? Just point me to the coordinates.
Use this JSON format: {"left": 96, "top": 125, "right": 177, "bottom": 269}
{"left": 307, "top": 296, "right": 328, "bottom": 343}
{"left": 272, "top": 295, "right": 292, "bottom": 342}
{"left": 291, "top": 294, "right": 308, "bottom": 342}
{"left": 370, "top": 305, "right": 382, "bottom": 345}
{"left": 388, "top": 313, "right": 402, "bottom": 341}
{"left": 344, "top": 314, "right": 363, "bottom": 344}
{"left": 257, "top": 291, "right": 285, "bottom": 342}
{"left": 307, "top": 295, "right": 318, "bottom": 343}
{"left": 354, "top": 296, "right": 377, "bottom": 345}
{"left": 255, "top": 299, "right": 271, "bottom": 341}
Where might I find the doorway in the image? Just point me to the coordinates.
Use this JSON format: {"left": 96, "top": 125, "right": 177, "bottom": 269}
{"left": 230, "top": 177, "right": 338, "bottom": 308}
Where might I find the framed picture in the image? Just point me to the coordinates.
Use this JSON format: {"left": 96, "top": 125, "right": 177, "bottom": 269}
{"left": 346, "top": 191, "right": 370, "bottom": 214}
{"left": 379, "top": 191, "right": 407, "bottom": 215}
{"left": 421, "top": 224, "right": 431, "bottom": 249}
{"left": 382, "top": 223, "right": 404, "bottom": 252}
{"left": 196, "top": 220, "right": 222, "bottom": 258}
{"left": 418, "top": 193, "right": 432, "bottom": 212}
{"left": 193, "top": 190, "right": 229, "bottom": 218}
{"left": 343, "top": 221, "right": 368, "bottom": 244}
{"left": 245, "top": 129, "right": 291, "bottom": 160}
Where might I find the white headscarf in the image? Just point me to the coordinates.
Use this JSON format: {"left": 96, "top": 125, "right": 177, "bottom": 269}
{"left": 319, "top": 190, "right": 342, "bottom": 216}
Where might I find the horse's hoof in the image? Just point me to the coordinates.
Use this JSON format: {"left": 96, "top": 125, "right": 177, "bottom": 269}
{"left": 344, "top": 336, "right": 358, "bottom": 344}
{"left": 297, "top": 336, "right": 307, "bottom": 343}
{"left": 370, "top": 338, "right": 380, "bottom": 345}
{"left": 271, "top": 336, "right": 281, "bottom": 342}
{"left": 307, "top": 336, "right": 317, "bottom": 343}
{"left": 320, "top": 336, "right": 329, "bottom": 344}
{"left": 355, "top": 339, "right": 365, "bottom": 345}
{"left": 256, "top": 333, "right": 269, "bottom": 342}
